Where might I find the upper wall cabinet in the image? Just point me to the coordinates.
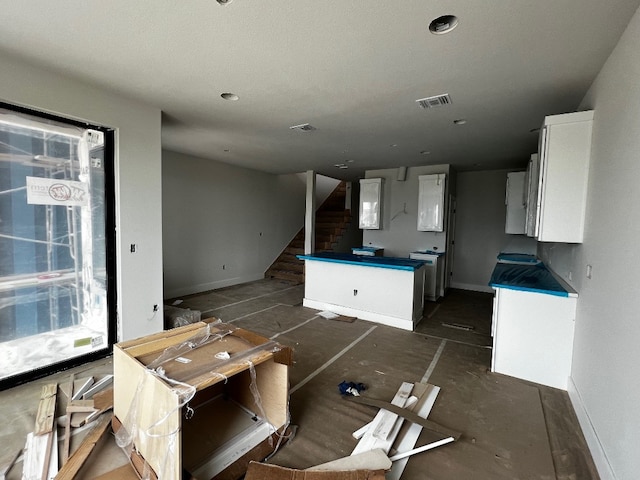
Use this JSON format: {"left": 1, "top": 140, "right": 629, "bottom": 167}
{"left": 417, "top": 174, "right": 446, "bottom": 232}
{"left": 359, "top": 178, "right": 383, "bottom": 229}
{"left": 531, "top": 110, "right": 594, "bottom": 243}
{"left": 505, "top": 171, "right": 526, "bottom": 234}
{"left": 525, "top": 154, "right": 539, "bottom": 237}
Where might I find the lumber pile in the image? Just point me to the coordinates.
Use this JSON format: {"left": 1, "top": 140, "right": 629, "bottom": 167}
{"left": 17, "top": 374, "right": 114, "bottom": 480}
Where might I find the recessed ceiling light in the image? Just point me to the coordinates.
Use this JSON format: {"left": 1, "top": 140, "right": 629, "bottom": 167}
{"left": 420, "top": 150, "right": 431, "bottom": 155}
{"left": 453, "top": 119, "right": 467, "bottom": 125}
{"left": 221, "top": 93, "right": 239, "bottom": 101}
{"left": 390, "top": 144, "right": 398, "bottom": 148}
{"left": 346, "top": 159, "right": 354, "bottom": 163}
{"left": 429, "top": 15, "right": 459, "bottom": 35}
{"left": 334, "top": 163, "right": 346, "bottom": 168}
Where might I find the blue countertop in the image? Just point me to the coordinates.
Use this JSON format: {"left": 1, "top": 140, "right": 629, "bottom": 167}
{"left": 297, "top": 252, "right": 426, "bottom": 271}
{"left": 489, "top": 262, "right": 576, "bottom": 297}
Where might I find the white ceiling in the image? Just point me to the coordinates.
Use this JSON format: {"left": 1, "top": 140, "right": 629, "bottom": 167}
{"left": 1, "top": 1, "right": 639, "bottom": 180}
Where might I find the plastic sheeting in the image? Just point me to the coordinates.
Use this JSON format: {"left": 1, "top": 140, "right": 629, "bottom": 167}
{"left": 489, "top": 262, "right": 570, "bottom": 297}
{"left": 115, "top": 322, "right": 292, "bottom": 480}
{"left": 1, "top": 107, "right": 110, "bottom": 382}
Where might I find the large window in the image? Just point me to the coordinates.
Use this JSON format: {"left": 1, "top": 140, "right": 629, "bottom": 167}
{"left": 0, "top": 104, "right": 115, "bottom": 387}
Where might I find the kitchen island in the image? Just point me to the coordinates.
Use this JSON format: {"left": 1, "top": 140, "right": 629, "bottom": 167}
{"left": 297, "top": 252, "right": 426, "bottom": 331}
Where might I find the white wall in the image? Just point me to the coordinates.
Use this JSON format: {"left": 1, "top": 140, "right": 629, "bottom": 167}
{"left": 162, "top": 150, "right": 307, "bottom": 298}
{"left": 0, "top": 52, "right": 163, "bottom": 341}
{"left": 451, "top": 169, "right": 517, "bottom": 292}
{"left": 363, "top": 165, "right": 451, "bottom": 257}
{"left": 538, "top": 8, "right": 640, "bottom": 479}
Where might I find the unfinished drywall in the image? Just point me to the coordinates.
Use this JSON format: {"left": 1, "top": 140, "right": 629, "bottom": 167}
{"left": 162, "top": 150, "right": 306, "bottom": 298}
{"left": 362, "top": 165, "right": 451, "bottom": 257}
{"left": 538, "top": 7, "right": 640, "bottom": 479}
{"left": 0, "top": 51, "right": 163, "bottom": 342}
{"left": 450, "top": 169, "right": 518, "bottom": 292}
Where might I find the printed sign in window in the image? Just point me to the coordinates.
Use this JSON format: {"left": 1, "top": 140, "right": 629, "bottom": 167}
{"left": 26, "top": 176, "right": 88, "bottom": 207}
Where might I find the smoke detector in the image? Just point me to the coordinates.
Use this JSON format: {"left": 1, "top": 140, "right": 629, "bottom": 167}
{"left": 416, "top": 94, "right": 452, "bottom": 109}
{"left": 289, "top": 123, "right": 316, "bottom": 131}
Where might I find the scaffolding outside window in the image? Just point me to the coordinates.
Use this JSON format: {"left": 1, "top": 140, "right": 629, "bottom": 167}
{"left": 0, "top": 105, "right": 114, "bottom": 385}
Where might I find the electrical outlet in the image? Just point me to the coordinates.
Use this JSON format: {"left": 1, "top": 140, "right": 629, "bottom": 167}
{"left": 130, "top": 244, "right": 136, "bottom": 253}
{"left": 586, "top": 264, "right": 593, "bottom": 279}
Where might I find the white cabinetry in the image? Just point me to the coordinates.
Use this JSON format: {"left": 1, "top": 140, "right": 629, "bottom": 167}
{"left": 409, "top": 252, "right": 443, "bottom": 301}
{"left": 531, "top": 111, "right": 593, "bottom": 243}
{"left": 505, "top": 171, "right": 526, "bottom": 234}
{"left": 525, "top": 154, "right": 539, "bottom": 236}
{"left": 302, "top": 258, "right": 425, "bottom": 331}
{"left": 359, "top": 178, "right": 383, "bottom": 230}
{"left": 417, "top": 174, "right": 446, "bottom": 232}
{"left": 491, "top": 287, "right": 576, "bottom": 390}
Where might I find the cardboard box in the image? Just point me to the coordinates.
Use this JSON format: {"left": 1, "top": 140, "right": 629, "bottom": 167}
{"left": 113, "top": 321, "right": 292, "bottom": 480}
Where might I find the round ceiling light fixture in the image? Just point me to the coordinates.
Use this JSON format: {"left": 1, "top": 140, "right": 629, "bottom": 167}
{"left": 453, "top": 118, "right": 467, "bottom": 125}
{"left": 221, "top": 93, "right": 239, "bottom": 101}
{"left": 216, "top": 0, "right": 233, "bottom": 5}
{"left": 429, "top": 15, "right": 459, "bottom": 35}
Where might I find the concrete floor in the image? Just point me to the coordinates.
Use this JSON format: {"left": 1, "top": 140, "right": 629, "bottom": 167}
{"left": 0, "top": 279, "right": 599, "bottom": 479}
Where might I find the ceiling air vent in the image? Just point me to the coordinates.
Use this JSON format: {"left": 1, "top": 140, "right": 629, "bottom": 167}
{"left": 289, "top": 123, "right": 316, "bottom": 131}
{"left": 415, "top": 94, "right": 452, "bottom": 109}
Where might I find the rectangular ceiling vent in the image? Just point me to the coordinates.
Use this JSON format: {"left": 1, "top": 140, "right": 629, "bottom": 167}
{"left": 289, "top": 123, "right": 316, "bottom": 131}
{"left": 415, "top": 94, "right": 452, "bottom": 109}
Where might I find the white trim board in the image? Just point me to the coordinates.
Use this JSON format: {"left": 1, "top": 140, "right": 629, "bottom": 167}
{"left": 567, "top": 376, "right": 616, "bottom": 480}
{"left": 302, "top": 299, "right": 415, "bottom": 331}
{"left": 164, "top": 273, "right": 264, "bottom": 299}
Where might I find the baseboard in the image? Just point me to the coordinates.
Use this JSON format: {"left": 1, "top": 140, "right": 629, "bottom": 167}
{"left": 164, "top": 273, "right": 264, "bottom": 299}
{"left": 567, "top": 376, "right": 616, "bottom": 480}
{"left": 449, "top": 282, "right": 494, "bottom": 293}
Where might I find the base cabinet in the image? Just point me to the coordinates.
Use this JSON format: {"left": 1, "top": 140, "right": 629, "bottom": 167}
{"left": 409, "top": 252, "right": 443, "bottom": 301}
{"left": 491, "top": 287, "right": 576, "bottom": 390}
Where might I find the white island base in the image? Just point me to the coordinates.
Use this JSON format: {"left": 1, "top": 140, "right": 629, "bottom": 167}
{"left": 300, "top": 255, "right": 426, "bottom": 331}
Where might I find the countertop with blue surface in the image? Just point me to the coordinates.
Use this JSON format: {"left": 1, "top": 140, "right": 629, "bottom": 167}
{"left": 297, "top": 252, "right": 426, "bottom": 271}
{"left": 489, "top": 261, "right": 577, "bottom": 297}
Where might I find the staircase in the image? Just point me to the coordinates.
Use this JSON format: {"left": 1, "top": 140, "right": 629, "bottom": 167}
{"left": 265, "top": 182, "right": 352, "bottom": 284}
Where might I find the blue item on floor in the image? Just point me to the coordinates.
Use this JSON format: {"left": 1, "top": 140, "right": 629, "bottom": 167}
{"left": 339, "top": 381, "right": 367, "bottom": 396}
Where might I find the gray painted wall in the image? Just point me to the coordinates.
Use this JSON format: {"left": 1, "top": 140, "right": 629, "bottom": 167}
{"left": 0, "top": 51, "right": 163, "bottom": 341}
{"left": 450, "top": 169, "right": 519, "bottom": 292}
{"left": 363, "top": 165, "right": 451, "bottom": 257}
{"left": 163, "top": 150, "right": 307, "bottom": 298}
{"left": 538, "top": 8, "right": 640, "bottom": 478}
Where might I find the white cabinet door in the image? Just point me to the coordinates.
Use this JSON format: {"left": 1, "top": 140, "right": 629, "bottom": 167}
{"left": 535, "top": 111, "right": 593, "bottom": 243}
{"left": 417, "top": 174, "right": 446, "bottom": 232}
{"left": 359, "top": 178, "right": 383, "bottom": 229}
{"left": 525, "top": 154, "right": 539, "bottom": 237}
{"left": 491, "top": 287, "right": 576, "bottom": 390}
{"left": 505, "top": 171, "right": 526, "bottom": 234}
